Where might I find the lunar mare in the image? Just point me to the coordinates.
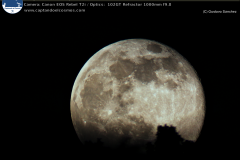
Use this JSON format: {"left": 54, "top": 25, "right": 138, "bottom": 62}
{"left": 71, "top": 39, "right": 205, "bottom": 148}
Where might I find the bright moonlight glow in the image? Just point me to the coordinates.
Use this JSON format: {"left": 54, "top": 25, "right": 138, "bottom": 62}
{"left": 70, "top": 39, "right": 205, "bottom": 149}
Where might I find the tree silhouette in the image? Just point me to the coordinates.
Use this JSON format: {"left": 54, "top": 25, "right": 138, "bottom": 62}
{"left": 145, "top": 124, "right": 196, "bottom": 158}
{"left": 81, "top": 124, "right": 197, "bottom": 159}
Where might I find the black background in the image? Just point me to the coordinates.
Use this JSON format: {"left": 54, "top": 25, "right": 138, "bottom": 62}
{"left": 2, "top": 1, "right": 239, "bottom": 159}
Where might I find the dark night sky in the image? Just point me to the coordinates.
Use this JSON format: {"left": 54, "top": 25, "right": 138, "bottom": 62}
{"left": 4, "top": 1, "right": 238, "bottom": 159}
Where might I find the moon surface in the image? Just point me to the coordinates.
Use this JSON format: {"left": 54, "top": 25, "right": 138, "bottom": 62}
{"left": 70, "top": 39, "right": 205, "bottom": 149}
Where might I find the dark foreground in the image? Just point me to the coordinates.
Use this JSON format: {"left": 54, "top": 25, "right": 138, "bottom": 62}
{"left": 80, "top": 125, "right": 198, "bottom": 159}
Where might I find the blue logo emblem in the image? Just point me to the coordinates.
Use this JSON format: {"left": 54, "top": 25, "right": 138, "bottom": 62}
{"left": 2, "top": 0, "right": 23, "bottom": 14}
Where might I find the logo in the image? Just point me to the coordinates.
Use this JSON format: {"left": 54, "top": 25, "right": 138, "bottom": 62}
{"left": 2, "top": 0, "right": 23, "bottom": 14}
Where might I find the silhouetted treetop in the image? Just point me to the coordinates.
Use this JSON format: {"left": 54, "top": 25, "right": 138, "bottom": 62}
{"left": 81, "top": 124, "right": 196, "bottom": 159}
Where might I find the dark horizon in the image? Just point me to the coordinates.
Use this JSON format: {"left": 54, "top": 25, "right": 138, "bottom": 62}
{"left": 75, "top": 124, "right": 197, "bottom": 159}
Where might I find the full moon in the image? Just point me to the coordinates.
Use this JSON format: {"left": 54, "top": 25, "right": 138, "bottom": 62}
{"left": 70, "top": 39, "right": 205, "bottom": 150}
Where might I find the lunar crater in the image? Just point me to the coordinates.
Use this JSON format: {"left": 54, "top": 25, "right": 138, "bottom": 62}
{"left": 146, "top": 43, "right": 163, "bottom": 53}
